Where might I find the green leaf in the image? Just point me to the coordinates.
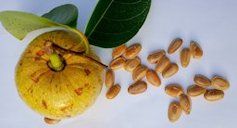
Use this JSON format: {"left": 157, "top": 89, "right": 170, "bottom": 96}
{"left": 42, "top": 4, "right": 78, "bottom": 28}
{"left": 85, "top": 0, "right": 151, "bottom": 48}
{"left": 0, "top": 11, "right": 61, "bottom": 40}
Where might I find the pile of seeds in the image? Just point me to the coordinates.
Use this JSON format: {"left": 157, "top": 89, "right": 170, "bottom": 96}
{"left": 105, "top": 38, "right": 230, "bottom": 123}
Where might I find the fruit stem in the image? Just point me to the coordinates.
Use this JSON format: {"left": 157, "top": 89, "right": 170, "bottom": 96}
{"left": 48, "top": 53, "right": 64, "bottom": 71}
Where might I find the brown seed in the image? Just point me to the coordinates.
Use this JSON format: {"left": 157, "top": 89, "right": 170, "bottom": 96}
{"left": 180, "top": 48, "right": 191, "bottom": 68}
{"left": 132, "top": 65, "right": 148, "bottom": 81}
{"left": 190, "top": 41, "right": 203, "bottom": 59}
{"left": 146, "top": 69, "right": 161, "bottom": 87}
{"left": 194, "top": 74, "right": 211, "bottom": 88}
{"left": 180, "top": 94, "right": 192, "bottom": 115}
{"left": 124, "top": 43, "right": 142, "bottom": 59}
{"left": 162, "top": 63, "right": 179, "bottom": 78}
{"left": 168, "top": 38, "right": 183, "bottom": 54}
{"left": 105, "top": 69, "right": 115, "bottom": 88}
{"left": 168, "top": 101, "right": 182, "bottom": 123}
{"left": 124, "top": 57, "right": 141, "bottom": 72}
{"left": 112, "top": 44, "right": 127, "bottom": 59}
{"left": 211, "top": 76, "right": 230, "bottom": 91}
{"left": 165, "top": 84, "right": 184, "bottom": 97}
{"left": 109, "top": 57, "right": 126, "bottom": 70}
{"left": 187, "top": 85, "right": 206, "bottom": 97}
{"left": 156, "top": 56, "right": 170, "bottom": 73}
{"left": 44, "top": 117, "right": 60, "bottom": 124}
{"left": 128, "top": 81, "right": 147, "bottom": 95}
{"left": 204, "top": 89, "right": 224, "bottom": 101}
{"left": 106, "top": 84, "right": 121, "bottom": 99}
{"left": 147, "top": 50, "right": 166, "bottom": 64}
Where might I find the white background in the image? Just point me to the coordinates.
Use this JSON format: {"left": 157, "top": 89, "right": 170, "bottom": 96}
{"left": 0, "top": 0, "right": 237, "bottom": 128}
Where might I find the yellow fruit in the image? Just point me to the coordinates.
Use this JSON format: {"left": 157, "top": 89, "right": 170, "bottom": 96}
{"left": 15, "top": 30, "right": 104, "bottom": 120}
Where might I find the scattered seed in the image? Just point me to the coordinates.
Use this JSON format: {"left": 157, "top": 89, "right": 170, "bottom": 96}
{"left": 109, "top": 57, "right": 126, "bottom": 70}
{"left": 168, "top": 101, "right": 182, "bottom": 122}
{"left": 44, "top": 117, "right": 60, "bottom": 124}
{"left": 112, "top": 44, "right": 127, "bottom": 59}
{"left": 190, "top": 41, "right": 203, "bottom": 59}
{"left": 194, "top": 74, "right": 211, "bottom": 88}
{"left": 162, "top": 63, "right": 179, "bottom": 78}
{"left": 165, "top": 84, "right": 184, "bottom": 97}
{"left": 180, "top": 48, "right": 191, "bottom": 68}
{"left": 187, "top": 85, "right": 206, "bottom": 97}
{"left": 124, "top": 43, "right": 142, "bottom": 59}
{"left": 211, "top": 75, "right": 230, "bottom": 91}
{"left": 204, "top": 89, "right": 224, "bottom": 101}
{"left": 128, "top": 81, "right": 147, "bottom": 95}
{"left": 156, "top": 56, "right": 170, "bottom": 73}
{"left": 124, "top": 57, "right": 141, "bottom": 72}
{"left": 106, "top": 84, "right": 121, "bottom": 99}
{"left": 146, "top": 69, "right": 161, "bottom": 87}
{"left": 132, "top": 65, "right": 148, "bottom": 81}
{"left": 168, "top": 38, "right": 183, "bottom": 54}
{"left": 147, "top": 50, "right": 166, "bottom": 64}
{"left": 180, "top": 94, "right": 192, "bottom": 115}
{"left": 105, "top": 69, "right": 115, "bottom": 88}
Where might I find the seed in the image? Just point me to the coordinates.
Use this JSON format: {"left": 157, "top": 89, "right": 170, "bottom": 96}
{"left": 204, "top": 89, "right": 224, "bottom": 101}
{"left": 180, "top": 48, "right": 191, "bottom": 68}
{"left": 168, "top": 38, "right": 183, "bottom": 54}
{"left": 124, "top": 43, "right": 142, "bottom": 59}
{"left": 147, "top": 50, "right": 166, "bottom": 64}
{"left": 112, "top": 44, "right": 127, "bottom": 59}
{"left": 156, "top": 56, "right": 170, "bottom": 73}
{"left": 165, "top": 84, "right": 184, "bottom": 97}
{"left": 168, "top": 101, "right": 182, "bottom": 123}
{"left": 105, "top": 69, "right": 115, "bottom": 88}
{"left": 179, "top": 94, "right": 192, "bottom": 115}
{"left": 44, "top": 117, "right": 60, "bottom": 124}
{"left": 211, "top": 76, "right": 230, "bottom": 91}
{"left": 190, "top": 41, "right": 203, "bottom": 59}
{"left": 162, "top": 63, "right": 179, "bottom": 78}
{"left": 132, "top": 65, "right": 148, "bottom": 81}
{"left": 146, "top": 69, "right": 161, "bottom": 87}
{"left": 194, "top": 74, "right": 211, "bottom": 88}
{"left": 128, "top": 81, "right": 147, "bottom": 95}
{"left": 106, "top": 84, "right": 121, "bottom": 99}
{"left": 187, "top": 85, "right": 206, "bottom": 97}
{"left": 109, "top": 57, "right": 126, "bottom": 70}
{"left": 124, "top": 57, "right": 141, "bottom": 72}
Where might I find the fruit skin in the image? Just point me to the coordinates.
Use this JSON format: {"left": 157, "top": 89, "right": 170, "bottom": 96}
{"left": 15, "top": 30, "right": 104, "bottom": 120}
